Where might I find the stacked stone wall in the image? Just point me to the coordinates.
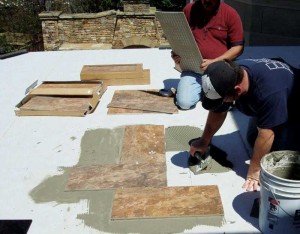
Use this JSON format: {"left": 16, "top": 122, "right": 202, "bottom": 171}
{"left": 113, "top": 14, "right": 158, "bottom": 48}
{"left": 123, "top": 3, "right": 150, "bottom": 12}
{"left": 58, "top": 14, "right": 116, "bottom": 44}
{"left": 39, "top": 10, "right": 167, "bottom": 51}
{"left": 42, "top": 19, "right": 61, "bottom": 50}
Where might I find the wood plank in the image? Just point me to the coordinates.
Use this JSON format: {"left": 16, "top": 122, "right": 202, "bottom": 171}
{"left": 111, "top": 186, "right": 224, "bottom": 220}
{"left": 80, "top": 64, "right": 150, "bottom": 86}
{"left": 19, "top": 96, "right": 90, "bottom": 112}
{"left": 80, "top": 64, "right": 144, "bottom": 80}
{"left": 65, "top": 162, "right": 167, "bottom": 191}
{"left": 37, "top": 81, "right": 103, "bottom": 89}
{"left": 107, "top": 90, "right": 178, "bottom": 114}
{"left": 120, "top": 125, "right": 165, "bottom": 164}
{"left": 101, "top": 69, "right": 150, "bottom": 86}
{"left": 29, "top": 88, "right": 94, "bottom": 96}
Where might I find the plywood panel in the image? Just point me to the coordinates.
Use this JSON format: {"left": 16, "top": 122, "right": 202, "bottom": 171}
{"left": 80, "top": 64, "right": 150, "bottom": 85}
{"left": 80, "top": 64, "right": 143, "bottom": 80}
{"left": 102, "top": 69, "right": 150, "bottom": 86}
{"left": 36, "top": 81, "right": 102, "bottom": 89}
{"left": 66, "top": 162, "right": 167, "bottom": 191}
{"left": 120, "top": 125, "right": 165, "bottom": 164}
{"left": 107, "top": 90, "right": 178, "bottom": 114}
{"left": 111, "top": 186, "right": 224, "bottom": 220}
{"left": 19, "top": 96, "right": 90, "bottom": 112}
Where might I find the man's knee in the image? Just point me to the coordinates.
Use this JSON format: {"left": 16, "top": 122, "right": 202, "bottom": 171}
{"left": 175, "top": 95, "right": 197, "bottom": 110}
{"left": 176, "top": 74, "right": 201, "bottom": 110}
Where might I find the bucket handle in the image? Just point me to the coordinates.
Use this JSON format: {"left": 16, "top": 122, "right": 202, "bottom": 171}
{"left": 269, "top": 186, "right": 295, "bottom": 219}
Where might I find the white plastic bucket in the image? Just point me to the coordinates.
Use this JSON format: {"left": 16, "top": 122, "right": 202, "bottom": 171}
{"left": 259, "top": 150, "right": 300, "bottom": 234}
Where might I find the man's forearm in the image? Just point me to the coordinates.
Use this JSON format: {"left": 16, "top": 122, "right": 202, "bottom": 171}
{"left": 201, "top": 111, "right": 227, "bottom": 145}
{"left": 214, "top": 45, "right": 244, "bottom": 61}
{"left": 248, "top": 128, "right": 274, "bottom": 178}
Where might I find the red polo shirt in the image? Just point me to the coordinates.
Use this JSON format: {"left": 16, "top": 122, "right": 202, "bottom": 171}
{"left": 184, "top": 2, "right": 244, "bottom": 59}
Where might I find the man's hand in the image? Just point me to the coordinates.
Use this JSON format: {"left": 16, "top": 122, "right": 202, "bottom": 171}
{"left": 242, "top": 127, "right": 274, "bottom": 192}
{"left": 242, "top": 161, "right": 261, "bottom": 191}
{"left": 189, "top": 138, "right": 209, "bottom": 157}
{"left": 200, "top": 59, "right": 216, "bottom": 71}
{"left": 242, "top": 177, "right": 260, "bottom": 192}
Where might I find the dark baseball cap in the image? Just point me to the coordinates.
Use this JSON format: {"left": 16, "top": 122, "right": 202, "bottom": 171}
{"left": 201, "top": 60, "right": 238, "bottom": 111}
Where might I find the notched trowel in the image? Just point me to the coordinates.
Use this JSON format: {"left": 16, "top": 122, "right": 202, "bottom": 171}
{"left": 188, "top": 147, "right": 212, "bottom": 175}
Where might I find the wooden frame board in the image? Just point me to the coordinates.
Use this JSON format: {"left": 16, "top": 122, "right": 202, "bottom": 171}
{"left": 15, "top": 81, "right": 105, "bottom": 117}
{"left": 80, "top": 64, "right": 150, "bottom": 86}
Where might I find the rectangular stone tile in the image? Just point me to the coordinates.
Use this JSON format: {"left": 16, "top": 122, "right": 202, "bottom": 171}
{"left": 65, "top": 162, "right": 167, "bottom": 191}
{"left": 111, "top": 185, "right": 224, "bottom": 220}
{"left": 120, "top": 125, "right": 166, "bottom": 164}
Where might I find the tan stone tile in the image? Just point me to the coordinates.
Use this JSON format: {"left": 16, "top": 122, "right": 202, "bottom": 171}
{"left": 65, "top": 162, "right": 167, "bottom": 191}
{"left": 111, "top": 186, "right": 224, "bottom": 219}
{"left": 120, "top": 125, "right": 165, "bottom": 164}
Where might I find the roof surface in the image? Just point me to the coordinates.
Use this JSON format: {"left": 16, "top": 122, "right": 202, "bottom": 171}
{"left": 1, "top": 47, "right": 299, "bottom": 233}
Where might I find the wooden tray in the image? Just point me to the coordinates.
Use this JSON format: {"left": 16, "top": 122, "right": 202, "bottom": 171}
{"left": 15, "top": 81, "right": 105, "bottom": 116}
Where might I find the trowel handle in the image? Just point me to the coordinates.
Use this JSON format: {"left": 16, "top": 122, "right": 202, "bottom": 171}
{"left": 194, "top": 149, "right": 210, "bottom": 161}
{"left": 194, "top": 151, "right": 204, "bottom": 161}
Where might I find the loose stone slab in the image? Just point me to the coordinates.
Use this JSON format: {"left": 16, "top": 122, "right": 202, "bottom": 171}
{"left": 107, "top": 90, "right": 178, "bottom": 114}
{"left": 111, "top": 185, "right": 224, "bottom": 220}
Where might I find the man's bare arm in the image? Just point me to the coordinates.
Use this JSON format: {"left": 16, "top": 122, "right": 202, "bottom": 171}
{"left": 243, "top": 127, "right": 274, "bottom": 191}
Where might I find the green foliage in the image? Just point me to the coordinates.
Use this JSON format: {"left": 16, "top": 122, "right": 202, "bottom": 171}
{"left": 69, "top": 0, "right": 121, "bottom": 13}
{"left": 46, "top": 0, "right": 122, "bottom": 13}
{"left": 0, "top": 34, "right": 13, "bottom": 54}
{"left": 0, "top": 0, "right": 42, "bottom": 34}
{"left": 49, "top": 0, "right": 185, "bottom": 13}
{"left": 149, "top": 0, "right": 186, "bottom": 11}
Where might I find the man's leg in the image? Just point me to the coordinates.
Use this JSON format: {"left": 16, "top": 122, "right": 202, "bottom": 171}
{"left": 175, "top": 71, "right": 202, "bottom": 110}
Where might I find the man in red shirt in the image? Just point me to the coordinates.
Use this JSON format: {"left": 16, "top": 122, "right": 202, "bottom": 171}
{"left": 172, "top": 0, "right": 244, "bottom": 110}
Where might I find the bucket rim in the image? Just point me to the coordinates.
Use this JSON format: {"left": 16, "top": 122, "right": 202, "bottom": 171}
{"left": 260, "top": 150, "right": 300, "bottom": 182}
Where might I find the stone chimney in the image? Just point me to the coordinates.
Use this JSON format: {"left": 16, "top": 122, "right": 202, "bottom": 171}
{"left": 123, "top": 0, "right": 150, "bottom": 13}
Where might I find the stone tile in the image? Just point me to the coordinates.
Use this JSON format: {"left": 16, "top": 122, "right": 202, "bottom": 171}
{"left": 111, "top": 185, "right": 224, "bottom": 220}
{"left": 65, "top": 162, "right": 167, "bottom": 191}
{"left": 120, "top": 125, "right": 166, "bottom": 164}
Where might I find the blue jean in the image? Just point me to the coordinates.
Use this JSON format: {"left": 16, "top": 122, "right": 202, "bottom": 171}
{"left": 175, "top": 71, "right": 202, "bottom": 110}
